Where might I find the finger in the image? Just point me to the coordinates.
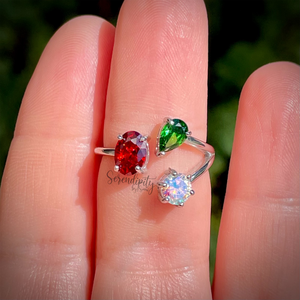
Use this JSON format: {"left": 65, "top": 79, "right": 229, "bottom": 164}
{"left": 0, "top": 16, "right": 114, "bottom": 299}
{"left": 92, "top": 0, "right": 211, "bottom": 299}
{"left": 213, "top": 62, "right": 300, "bottom": 299}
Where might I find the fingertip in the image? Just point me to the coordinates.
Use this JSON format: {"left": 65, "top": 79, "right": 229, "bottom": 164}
{"left": 229, "top": 61, "right": 300, "bottom": 202}
{"left": 241, "top": 61, "right": 299, "bottom": 112}
{"left": 0, "top": 15, "right": 115, "bottom": 299}
{"left": 213, "top": 61, "right": 300, "bottom": 299}
{"left": 15, "top": 15, "right": 115, "bottom": 140}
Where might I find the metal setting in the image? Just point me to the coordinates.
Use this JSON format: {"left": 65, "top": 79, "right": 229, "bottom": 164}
{"left": 157, "top": 168, "right": 194, "bottom": 207}
{"left": 156, "top": 117, "right": 215, "bottom": 207}
{"left": 94, "top": 133, "right": 150, "bottom": 176}
{"left": 155, "top": 117, "right": 189, "bottom": 157}
{"left": 140, "top": 135, "right": 148, "bottom": 142}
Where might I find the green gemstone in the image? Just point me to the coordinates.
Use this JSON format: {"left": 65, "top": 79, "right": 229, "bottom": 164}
{"left": 159, "top": 119, "right": 188, "bottom": 152}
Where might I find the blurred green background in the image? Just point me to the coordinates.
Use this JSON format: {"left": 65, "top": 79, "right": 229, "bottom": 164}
{"left": 0, "top": 0, "right": 299, "bottom": 281}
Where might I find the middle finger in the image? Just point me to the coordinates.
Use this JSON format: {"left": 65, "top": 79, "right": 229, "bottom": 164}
{"left": 92, "top": 0, "right": 211, "bottom": 299}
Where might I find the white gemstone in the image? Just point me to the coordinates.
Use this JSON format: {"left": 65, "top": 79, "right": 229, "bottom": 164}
{"left": 158, "top": 173, "right": 192, "bottom": 205}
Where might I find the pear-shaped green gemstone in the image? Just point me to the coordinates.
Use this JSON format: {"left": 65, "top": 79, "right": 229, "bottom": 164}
{"left": 159, "top": 119, "right": 188, "bottom": 152}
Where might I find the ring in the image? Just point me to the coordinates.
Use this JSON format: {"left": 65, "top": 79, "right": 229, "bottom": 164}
{"left": 156, "top": 118, "right": 215, "bottom": 207}
{"left": 94, "top": 131, "right": 149, "bottom": 176}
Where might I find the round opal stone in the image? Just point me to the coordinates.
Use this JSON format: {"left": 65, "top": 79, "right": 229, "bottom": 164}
{"left": 159, "top": 173, "right": 192, "bottom": 205}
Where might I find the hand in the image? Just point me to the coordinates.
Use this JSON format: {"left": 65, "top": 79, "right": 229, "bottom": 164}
{"left": 0, "top": 0, "right": 299, "bottom": 299}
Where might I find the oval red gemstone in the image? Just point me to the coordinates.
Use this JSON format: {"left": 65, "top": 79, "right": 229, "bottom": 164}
{"left": 114, "top": 131, "right": 148, "bottom": 176}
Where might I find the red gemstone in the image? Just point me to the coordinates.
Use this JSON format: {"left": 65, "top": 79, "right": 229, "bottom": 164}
{"left": 115, "top": 131, "right": 148, "bottom": 176}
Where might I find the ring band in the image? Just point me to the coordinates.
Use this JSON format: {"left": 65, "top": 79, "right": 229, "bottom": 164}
{"left": 184, "top": 136, "right": 215, "bottom": 182}
{"left": 94, "top": 148, "right": 115, "bottom": 156}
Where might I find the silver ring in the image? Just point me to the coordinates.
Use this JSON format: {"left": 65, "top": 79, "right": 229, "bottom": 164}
{"left": 94, "top": 131, "right": 149, "bottom": 176}
{"left": 156, "top": 117, "right": 215, "bottom": 207}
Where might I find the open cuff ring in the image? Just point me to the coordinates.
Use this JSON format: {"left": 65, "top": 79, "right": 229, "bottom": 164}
{"left": 156, "top": 117, "right": 215, "bottom": 207}
{"left": 94, "top": 118, "right": 215, "bottom": 208}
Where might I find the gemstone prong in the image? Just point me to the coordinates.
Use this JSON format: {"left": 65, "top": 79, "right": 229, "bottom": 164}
{"left": 186, "top": 131, "right": 192, "bottom": 136}
{"left": 177, "top": 203, "right": 184, "bottom": 207}
{"left": 168, "top": 168, "right": 177, "bottom": 176}
{"left": 158, "top": 172, "right": 192, "bottom": 206}
{"left": 114, "top": 165, "right": 120, "bottom": 172}
{"left": 161, "top": 196, "right": 170, "bottom": 203}
{"left": 135, "top": 165, "right": 144, "bottom": 174}
{"left": 117, "top": 134, "right": 123, "bottom": 140}
{"left": 186, "top": 174, "right": 192, "bottom": 181}
{"left": 167, "top": 118, "right": 174, "bottom": 125}
{"left": 190, "top": 190, "right": 195, "bottom": 195}
{"left": 158, "top": 181, "right": 168, "bottom": 188}
{"left": 156, "top": 150, "right": 166, "bottom": 157}
{"left": 140, "top": 135, "right": 148, "bottom": 142}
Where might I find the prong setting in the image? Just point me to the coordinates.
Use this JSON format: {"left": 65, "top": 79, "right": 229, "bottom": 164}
{"left": 168, "top": 168, "right": 177, "bottom": 176}
{"left": 156, "top": 150, "right": 165, "bottom": 157}
{"left": 140, "top": 135, "right": 148, "bottom": 142}
{"left": 167, "top": 118, "right": 175, "bottom": 125}
{"left": 158, "top": 181, "right": 168, "bottom": 188}
{"left": 163, "top": 117, "right": 174, "bottom": 125}
{"left": 114, "top": 165, "right": 120, "bottom": 172}
{"left": 114, "top": 131, "right": 149, "bottom": 176}
{"left": 161, "top": 196, "right": 170, "bottom": 203}
{"left": 157, "top": 169, "right": 193, "bottom": 207}
{"left": 135, "top": 165, "right": 146, "bottom": 174}
{"left": 156, "top": 117, "right": 189, "bottom": 156}
{"left": 153, "top": 117, "right": 215, "bottom": 206}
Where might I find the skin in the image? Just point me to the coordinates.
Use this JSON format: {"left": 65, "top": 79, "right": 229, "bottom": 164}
{"left": 0, "top": 0, "right": 299, "bottom": 299}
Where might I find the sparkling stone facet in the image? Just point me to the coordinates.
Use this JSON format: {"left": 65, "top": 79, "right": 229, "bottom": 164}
{"left": 158, "top": 173, "right": 192, "bottom": 205}
{"left": 159, "top": 119, "right": 188, "bottom": 152}
{"left": 115, "top": 131, "right": 148, "bottom": 176}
